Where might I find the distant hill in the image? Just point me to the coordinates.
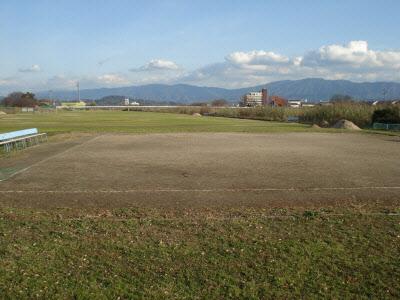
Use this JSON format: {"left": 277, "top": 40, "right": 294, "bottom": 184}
{"left": 36, "top": 78, "right": 400, "bottom": 102}
{"left": 257, "top": 78, "right": 400, "bottom": 101}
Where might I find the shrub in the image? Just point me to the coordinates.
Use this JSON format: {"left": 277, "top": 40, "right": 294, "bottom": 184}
{"left": 372, "top": 106, "right": 400, "bottom": 124}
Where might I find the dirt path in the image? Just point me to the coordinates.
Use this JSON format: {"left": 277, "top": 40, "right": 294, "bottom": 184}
{"left": 1, "top": 132, "right": 399, "bottom": 210}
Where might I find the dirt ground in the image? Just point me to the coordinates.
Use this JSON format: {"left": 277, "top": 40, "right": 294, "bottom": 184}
{"left": 0, "top": 132, "right": 399, "bottom": 211}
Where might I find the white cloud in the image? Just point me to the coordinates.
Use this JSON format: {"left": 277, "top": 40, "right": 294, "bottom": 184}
{"left": 97, "top": 74, "right": 129, "bottom": 85}
{"left": 226, "top": 50, "right": 290, "bottom": 65}
{"left": 3, "top": 40, "right": 400, "bottom": 93}
{"left": 179, "top": 41, "right": 400, "bottom": 87}
{"left": 44, "top": 74, "right": 131, "bottom": 90}
{"left": 46, "top": 75, "right": 76, "bottom": 89}
{"left": 302, "top": 40, "right": 400, "bottom": 70}
{"left": 0, "top": 77, "right": 17, "bottom": 86}
{"left": 19, "top": 64, "right": 41, "bottom": 73}
{"left": 131, "top": 59, "right": 180, "bottom": 72}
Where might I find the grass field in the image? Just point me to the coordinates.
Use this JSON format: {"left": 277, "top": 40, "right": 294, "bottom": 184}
{"left": 1, "top": 110, "right": 397, "bottom": 137}
{"left": 0, "top": 110, "right": 315, "bottom": 135}
{"left": 0, "top": 110, "right": 399, "bottom": 298}
{"left": 1, "top": 208, "right": 399, "bottom": 299}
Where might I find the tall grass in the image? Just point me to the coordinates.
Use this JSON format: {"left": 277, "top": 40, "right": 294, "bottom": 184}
{"left": 129, "top": 106, "right": 301, "bottom": 122}
{"left": 94, "top": 103, "right": 399, "bottom": 128}
{"left": 212, "top": 106, "right": 302, "bottom": 122}
{"left": 299, "top": 103, "right": 377, "bottom": 127}
{"left": 149, "top": 103, "right": 393, "bottom": 128}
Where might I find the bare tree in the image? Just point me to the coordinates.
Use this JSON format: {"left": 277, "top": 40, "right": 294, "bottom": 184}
{"left": 211, "top": 99, "right": 229, "bottom": 107}
{"left": 2, "top": 92, "right": 38, "bottom": 107}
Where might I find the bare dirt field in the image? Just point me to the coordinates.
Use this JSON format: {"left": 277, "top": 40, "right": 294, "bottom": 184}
{"left": 1, "top": 132, "right": 399, "bottom": 211}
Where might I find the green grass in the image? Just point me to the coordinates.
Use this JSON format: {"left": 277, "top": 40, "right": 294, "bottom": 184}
{"left": 0, "top": 208, "right": 398, "bottom": 299}
{"left": 0, "top": 110, "right": 315, "bottom": 135}
{"left": 1, "top": 110, "right": 398, "bottom": 138}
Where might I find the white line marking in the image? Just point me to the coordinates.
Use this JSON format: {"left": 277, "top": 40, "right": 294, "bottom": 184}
{"left": 0, "top": 135, "right": 102, "bottom": 183}
{"left": 0, "top": 186, "right": 399, "bottom": 193}
{"left": 14, "top": 213, "right": 400, "bottom": 222}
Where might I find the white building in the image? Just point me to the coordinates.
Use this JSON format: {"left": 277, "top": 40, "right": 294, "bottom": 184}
{"left": 288, "top": 100, "right": 302, "bottom": 108}
{"left": 243, "top": 92, "right": 262, "bottom": 106}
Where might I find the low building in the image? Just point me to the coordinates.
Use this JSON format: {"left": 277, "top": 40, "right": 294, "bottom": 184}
{"left": 318, "top": 101, "right": 332, "bottom": 106}
{"left": 61, "top": 101, "right": 86, "bottom": 107}
{"left": 371, "top": 100, "right": 400, "bottom": 106}
{"left": 288, "top": 100, "right": 315, "bottom": 108}
{"left": 269, "top": 96, "right": 288, "bottom": 107}
{"left": 242, "top": 89, "right": 288, "bottom": 107}
{"left": 242, "top": 89, "right": 268, "bottom": 106}
{"left": 38, "top": 99, "right": 55, "bottom": 107}
{"left": 288, "top": 100, "right": 302, "bottom": 108}
{"left": 242, "top": 92, "right": 262, "bottom": 106}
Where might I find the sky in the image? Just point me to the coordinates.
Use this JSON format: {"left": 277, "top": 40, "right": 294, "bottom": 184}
{"left": 1, "top": 0, "right": 400, "bottom": 94}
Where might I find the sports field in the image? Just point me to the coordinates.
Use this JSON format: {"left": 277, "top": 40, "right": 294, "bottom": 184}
{"left": 0, "top": 111, "right": 399, "bottom": 298}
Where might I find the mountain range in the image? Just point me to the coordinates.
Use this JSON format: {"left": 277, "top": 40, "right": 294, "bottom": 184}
{"left": 36, "top": 78, "right": 400, "bottom": 102}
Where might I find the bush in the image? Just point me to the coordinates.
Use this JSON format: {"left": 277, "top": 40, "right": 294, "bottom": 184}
{"left": 372, "top": 106, "right": 400, "bottom": 124}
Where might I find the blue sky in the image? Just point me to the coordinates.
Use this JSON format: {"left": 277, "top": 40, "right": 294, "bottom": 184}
{"left": 1, "top": 0, "right": 400, "bottom": 93}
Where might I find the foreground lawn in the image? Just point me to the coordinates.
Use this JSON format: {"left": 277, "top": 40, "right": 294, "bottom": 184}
{"left": 0, "top": 110, "right": 314, "bottom": 135}
{"left": 0, "top": 208, "right": 398, "bottom": 298}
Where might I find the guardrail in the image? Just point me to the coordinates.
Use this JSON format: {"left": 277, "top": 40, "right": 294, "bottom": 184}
{"left": 55, "top": 105, "right": 242, "bottom": 110}
{"left": 373, "top": 122, "right": 400, "bottom": 131}
{"left": 0, "top": 128, "right": 47, "bottom": 153}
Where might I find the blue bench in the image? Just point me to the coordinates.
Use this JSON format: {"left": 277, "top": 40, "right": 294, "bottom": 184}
{"left": 0, "top": 128, "right": 47, "bottom": 152}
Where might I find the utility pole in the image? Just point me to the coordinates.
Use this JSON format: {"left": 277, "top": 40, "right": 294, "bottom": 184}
{"left": 77, "top": 81, "right": 80, "bottom": 102}
{"left": 49, "top": 90, "right": 55, "bottom": 108}
{"left": 382, "top": 88, "right": 387, "bottom": 101}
